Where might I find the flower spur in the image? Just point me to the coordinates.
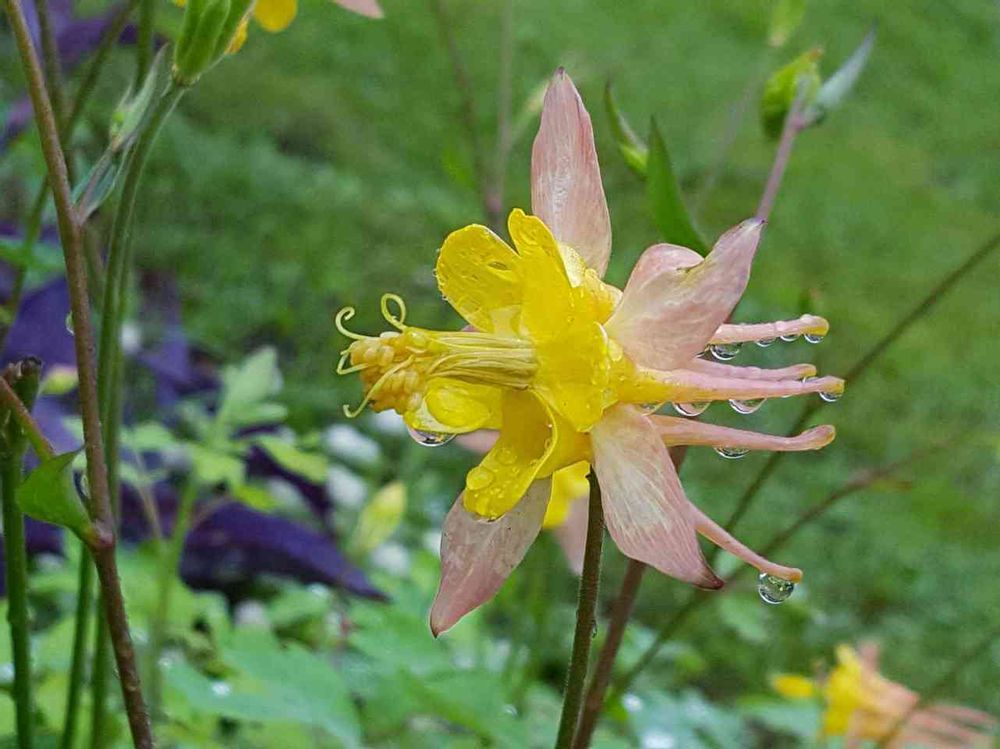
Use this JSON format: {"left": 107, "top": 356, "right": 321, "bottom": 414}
{"left": 337, "top": 69, "right": 843, "bottom": 634}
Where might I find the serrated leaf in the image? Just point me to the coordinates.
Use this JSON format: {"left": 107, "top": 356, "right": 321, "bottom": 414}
{"left": 186, "top": 443, "right": 244, "bottom": 488}
{"left": 760, "top": 48, "right": 822, "bottom": 139}
{"left": 604, "top": 81, "right": 648, "bottom": 177}
{"left": 16, "top": 451, "right": 91, "bottom": 535}
{"left": 768, "top": 0, "right": 806, "bottom": 48}
{"left": 805, "top": 26, "right": 876, "bottom": 125}
{"left": 216, "top": 347, "right": 283, "bottom": 429}
{"left": 646, "top": 119, "right": 706, "bottom": 253}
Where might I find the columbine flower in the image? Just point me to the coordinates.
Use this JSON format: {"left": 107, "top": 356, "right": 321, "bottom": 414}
{"left": 337, "top": 69, "right": 843, "bottom": 635}
{"left": 229, "top": 0, "right": 383, "bottom": 51}
{"left": 774, "top": 645, "right": 997, "bottom": 747}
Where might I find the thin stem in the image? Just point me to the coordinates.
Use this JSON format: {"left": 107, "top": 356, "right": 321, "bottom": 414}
{"left": 60, "top": 558, "right": 94, "bottom": 749}
{"left": 571, "top": 558, "right": 645, "bottom": 749}
{"left": 554, "top": 470, "right": 604, "bottom": 749}
{"left": 0, "top": 376, "right": 52, "bottom": 459}
{"left": 1, "top": 1, "right": 152, "bottom": 744}
{"left": 875, "top": 620, "right": 1000, "bottom": 748}
{"left": 755, "top": 83, "right": 808, "bottom": 222}
{"left": 34, "top": 0, "right": 68, "bottom": 139}
{"left": 147, "top": 478, "right": 199, "bottom": 713}
{"left": 1, "top": 458, "right": 33, "bottom": 749}
{"left": 426, "top": 0, "right": 492, "bottom": 227}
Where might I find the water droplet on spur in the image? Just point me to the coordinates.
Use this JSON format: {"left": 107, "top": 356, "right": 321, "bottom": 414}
{"left": 779, "top": 333, "right": 800, "bottom": 342}
{"left": 406, "top": 426, "right": 454, "bottom": 447}
{"left": 673, "top": 402, "right": 709, "bottom": 417}
{"left": 729, "top": 398, "right": 765, "bottom": 415}
{"left": 755, "top": 337, "right": 776, "bottom": 348}
{"left": 714, "top": 446, "right": 749, "bottom": 459}
{"left": 804, "top": 333, "right": 825, "bottom": 344}
{"left": 466, "top": 465, "right": 495, "bottom": 490}
{"left": 819, "top": 390, "right": 841, "bottom": 403}
{"left": 758, "top": 572, "right": 795, "bottom": 604}
{"left": 709, "top": 342, "right": 741, "bottom": 361}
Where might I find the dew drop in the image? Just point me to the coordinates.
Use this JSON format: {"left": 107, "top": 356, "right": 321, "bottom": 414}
{"left": 64, "top": 312, "right": 75, "bottom": 335}
{"left": 709, "top": 342, "right": 741, "bottom": 361}
{"left": 714, "top": 446, "right": 749, "bottom": 459}
{"left": 755, "top": 337, "right": 776, "bottom": 348}
{"left": 466, "top": 466, "right": 495, "bottom": 491}
{"left": 819, "top": 390, "right": 841, "bottom": 403}
{"left": 779, "top": 333, "right": 800, "bottom": 342}
{"left": 406, "top": 426, "right": 454, "bottom": 447}
{"left": 728, "top": 398, "right": 765, "bottom": 415}
{"left": 804, "top": 333, "right": 825, "bottom": 344}
{"left": 758, "top": 572, "right": 795, "bottom": 604}
{"left": 673, "top": 401, "right": 709, "bottom": 417}
{"left": 210, "top": 681, "right": 232, "bottom": 697}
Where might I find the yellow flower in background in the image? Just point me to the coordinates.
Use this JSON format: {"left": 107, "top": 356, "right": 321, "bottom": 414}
{"left": 774, "top": 644, "right": 997, "bottom": 747}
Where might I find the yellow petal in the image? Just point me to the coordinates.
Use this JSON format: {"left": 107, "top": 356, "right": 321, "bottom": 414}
{"left": 507, "top": 209, "right": 574, "bottom": 343}
{"left": 253, "top": 0, "right": 297, "bottom": 32}
{"left": 424, "top": 378, "right": 502, "bottom": 431}
{"left": 534, "top": 319, "right": 611, "bottom": 431}
{"left": 435, "top": 224, "right": 523, "bottom": 335}
{"left": 772, "top": 674, "right": 817, "bottom": 700}
{"left": 462, "top": 390, "right": 556, "bottom": 519}
{"left": 542, "top": 461, "right": 589, "bottom": 528}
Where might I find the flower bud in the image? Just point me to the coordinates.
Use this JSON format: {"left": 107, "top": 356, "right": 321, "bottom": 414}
{"left": 760, "top": 48, "right": 822, "bottom": 140}
{"left": 350, "top": 481, "right": 406, "bottom": 557}
{"left": 173, "top": 0, "right": 253, "bottom": 85}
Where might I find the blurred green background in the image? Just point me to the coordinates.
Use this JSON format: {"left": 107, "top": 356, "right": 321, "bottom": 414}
{"left": 7, "top": 0, "right": 1000, "bottom": 744}
{"left": 139, "top": 0, "right": 999, "bottom": 715}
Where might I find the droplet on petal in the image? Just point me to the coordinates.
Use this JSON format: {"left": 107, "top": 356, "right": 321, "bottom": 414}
{"left": 466, "top": 465, "right": 495, "bottom": 490}
{"left": 755, "top": 337, "right": 776, "bottom": 348}
{"left": 714, "top": 446, "right": 749, "bottom": 459}
{"left": 758, "top": 572, "right": 795, "bottom": 604}
{"left": 673, "top": 402, "right": 710, "bottom": 417}
{"left": 709, "top": 342, "right": 742, "bottom": 361}
{"left": 819, "top": 390, "right": 841, "bottom": 403}
{"left": 406, "top": 426, "right": 455, "bottom": 447}
{"left": 779, "top": 333, "right": 800, "bottom": 342}
{"left": 804, "top": 333, "right": 825, "bottom": 344}
{"left": 728, "top": 398, "right": 765, "bottom": 415}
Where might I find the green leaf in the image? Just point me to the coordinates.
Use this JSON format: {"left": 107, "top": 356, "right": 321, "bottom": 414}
{"left": 216, "top": 347, "right": 284, "bottom": 429}
{"left": 186, "top": 443, "right": 245, "bottom": 488}
{"left": 738, "top": 696, "right": 822, "bottom": 740}
{"left": 16, "top": 451, "right": 91, "bottom": 535}
{"left": 604, "top": 81, "right": 648, "bottom": 177}
{"left": 254, "top": 434, "right": 328, "bottom": 483}
{"left": 717, "top": 595, "right": 770, "bottom": 644}
{"left": 760, "top": 49, "right": 823, "bottom": 139}
{"left": 805, "top": 26, "right": 876, "bottom": 125}
{"left": 767, "top": 0, "right": 806, "bottom": 48}
{"left": 350, "top": 481, "right": 406, "bottom": 556}
{"left": 646, "top": 119, "right": 706, "bottom": 253}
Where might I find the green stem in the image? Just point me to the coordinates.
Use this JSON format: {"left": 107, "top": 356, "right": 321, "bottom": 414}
{"left": 147, "top": 478, "right": 199, "bottom": 713}
{"left": 2, "top": 0, "right": 153, "bottom": 744}
{"left": 60, "top": 558, "right": 94, "bottom": 749}
{"left": 1, "top": 458, "right": 33, "bottom": 749}
{"left": 89, "top": 81, "right": 185, "bottom": 743}
{"left": 33, "top": 0, "right": 67, "bottom": 142}
{"left": 554, "top": 471, "right": 604, "bottom": 749}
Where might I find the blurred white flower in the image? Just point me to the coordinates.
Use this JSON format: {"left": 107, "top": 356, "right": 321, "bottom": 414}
{"left": 326, "top": 465, "right": 367, "bottom": 508}
{"left": 370, "top": 542, "right": 410, "bottom": 576}
{"left": 324, "top": 424, "right": 380, "bottom": 465}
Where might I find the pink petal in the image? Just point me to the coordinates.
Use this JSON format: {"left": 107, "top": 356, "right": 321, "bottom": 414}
{"left": 456, "top": 430, "right": 499, "bottom": 454}
{"left": 333, "top": 0, "right": 383, "bottom": 18}
{"left": 650, "top": 367, "right": 844, "bottom": 402}
{"left": 710, "top": 314, "right": 829, "bottom": 344}
{"left": 429, "top": 479, "right": 549, "bottom": 636}
{"left": 531, "top": 69, "right": 612, "bottom": 277}
{"left": 552, "top": 496, "right": 589, "bottom": 575}
{"left": 689, "top": 504, "right": 802, "bottom": 582}
{"left": 688, "top": 358, "right": 817, "bottom": 381}
{"left": 651, "top": 415, "right": 835, "bottom": 451}
{"left": 591, "top": 405, "right": 721, "bottom": 588}
{"left": 606, "top": 219, "right": 764, "bottom": 370}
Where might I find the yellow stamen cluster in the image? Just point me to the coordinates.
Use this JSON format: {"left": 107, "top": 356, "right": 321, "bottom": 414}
{"left": 346, "top": 331, "right": 426, "bottom": 415}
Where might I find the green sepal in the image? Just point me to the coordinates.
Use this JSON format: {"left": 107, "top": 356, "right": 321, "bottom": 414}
{"left": 604, "top": 81, "right": 648, "bottom": 178}
{"left": 213, "top": 0, "right": 254, "bottom": 59}
{"left": 760, "top": 48, "right": 822, "bottom": 140}
{"left": 804, "top": 26, "right": 876, "bottom": 127}
{"left": 174, "top": 0, "right": 231, "bottom": 84}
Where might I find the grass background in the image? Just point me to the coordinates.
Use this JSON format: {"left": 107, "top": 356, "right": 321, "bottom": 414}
{"left": 11, "top": 0, "right": 1000, "bottom": 728}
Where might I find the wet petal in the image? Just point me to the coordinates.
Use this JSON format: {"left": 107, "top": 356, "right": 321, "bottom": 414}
{"left": 462, "top": 390, "right": 556, "bottom": 519}
{"left": 253, "top": 0, "right": 297, "bottom": 31}
{"left": 508, "top": 209, "right": 574, "bottom": 342}
{"left": 542, "top": 461, "right": 589, "bottom": 528}
{"left": 687, "top": 358, "right": 817, "bottom": 381}
{"left": 651, "top": 415, "right": 835, "bottom": 452}
{"left": 606, "top": 219, "right": 764, "bottom": 370}
{"left": 430, "top": 479, "right": 550, "bottom": 635}
{"left": 710, "top": 314, "right": 829, "bottom": 344}
{"left": 689, "top": 505, "right": 802, "bottom": 582}
{"left": 531, "top": 69, "right": 612, "bottom": 276}
{"left": 644, "top": 367, "right": 844, "bottom": 403}
{"left": 591, "top": 404, "right": 721, "bottom": 588}
{"left": 333, "top": 0, "right": 383, "bottom": 18}
{"left": 436, "top": 224, "right": 523, "bottom": 335}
